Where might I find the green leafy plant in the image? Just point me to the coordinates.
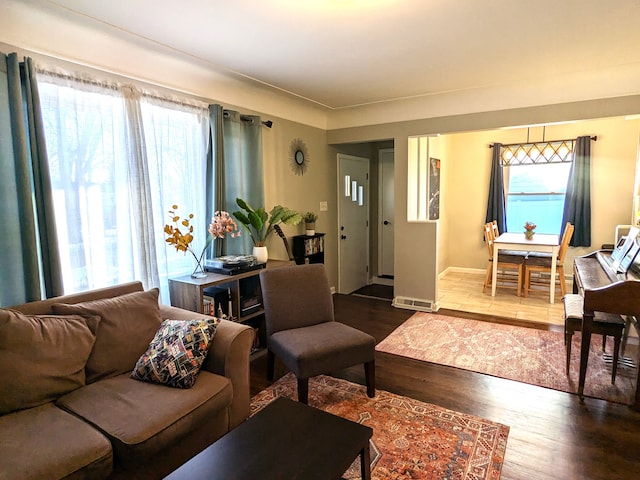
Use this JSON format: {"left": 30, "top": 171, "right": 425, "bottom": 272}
{"left": 233, "top": 198, "right": 302, "bottom": 246}
{"left": 303, "top": 211, "right": 318, "bottom": 224}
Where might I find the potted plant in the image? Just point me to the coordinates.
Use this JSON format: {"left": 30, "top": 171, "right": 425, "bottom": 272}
{"left": 233, "top": 198, "right": 301, "bottom": 262}
{"left": 303, "top": 211, "right": 318, "bottom": 235}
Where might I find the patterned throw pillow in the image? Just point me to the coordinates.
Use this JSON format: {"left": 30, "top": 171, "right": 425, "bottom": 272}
{"left": 131, "top": 318, "right": 218, "bottom": 389}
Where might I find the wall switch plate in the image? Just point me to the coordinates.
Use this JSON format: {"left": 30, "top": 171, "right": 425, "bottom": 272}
{"left": 319, "top": 201, "right": 328, "bottom": 212}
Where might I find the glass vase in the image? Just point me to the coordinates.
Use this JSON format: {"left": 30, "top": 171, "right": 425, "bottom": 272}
{"left": 190, "top": 251, "right": 207, "bottom": 278}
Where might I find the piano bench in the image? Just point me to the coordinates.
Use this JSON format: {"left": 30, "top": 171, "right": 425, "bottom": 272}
{"left": 563, "top": 294, "right": 625, "bottom": 384}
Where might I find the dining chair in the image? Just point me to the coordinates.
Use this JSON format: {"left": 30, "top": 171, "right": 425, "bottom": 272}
{"left": 522, "top": 222, "right": 574, "bottom": 298}
{"left": 482, "top": 222, "right": 526, "bottom": 295}
{"left": 490, "top": 220, "right": 500, "bottom": 239}
{"left": 259, "top": 263, "right": 376, "bottom": 404}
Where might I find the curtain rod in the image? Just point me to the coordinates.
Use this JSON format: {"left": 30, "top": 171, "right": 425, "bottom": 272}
{"left": 222, "top": 110, "right": 273, "bottom": 128}
{"left": 489, "top": 136, "right": 597, "bottom": 149}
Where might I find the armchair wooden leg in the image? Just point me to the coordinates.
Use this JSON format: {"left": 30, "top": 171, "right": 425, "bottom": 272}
{"left": 364, "top": 360, "right": 375, "bottom": 398}
{"left": 297, "top": 378, "right": 309, "bottom": 404}
{"left": 267, "top": 350, "right": 275, "bottom": 381}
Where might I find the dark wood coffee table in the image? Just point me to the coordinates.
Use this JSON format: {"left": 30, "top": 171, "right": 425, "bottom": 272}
{"left": 165, "top": 396, "right": 373, "bottom": 480}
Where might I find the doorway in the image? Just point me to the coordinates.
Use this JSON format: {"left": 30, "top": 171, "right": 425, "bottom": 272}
{"left": 337, "top": 154, "right": 370, "bottom": 294}
{"left": 378, "top": 148, "right": 394, "bottom": 279}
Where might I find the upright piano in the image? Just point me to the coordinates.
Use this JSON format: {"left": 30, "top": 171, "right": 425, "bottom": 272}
{"left": 573, "top": 249, "right": 640, "bottom": 409}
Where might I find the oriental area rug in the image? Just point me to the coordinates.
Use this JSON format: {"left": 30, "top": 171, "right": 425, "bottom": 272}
{"left": 251, "top": 373, "right": 509, "bottom": 480}
{"left": 376, "top": 312, "right": 637, "bottom": 405}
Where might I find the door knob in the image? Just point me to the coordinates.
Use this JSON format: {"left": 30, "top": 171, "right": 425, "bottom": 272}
{"left": 383, "top": 220, "right": 391, "bottom": 225}
{"left": 341, "top": 235, "right": 347, "bottom": 240}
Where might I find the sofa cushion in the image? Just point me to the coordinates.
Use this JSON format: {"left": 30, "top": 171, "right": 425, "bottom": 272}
{"left": 56, "top": 372, "right": 233, "bottom": 470}
{"left": 132, "top": 318, "right": 218, "bottom": 389}
{"left": 0, "top": 402, "right": 112, "bottom": 480}
{"left": 52, "top": 288, "right": 162, "bottom": 383}
{"left": 0, "top": 309, "right": 100, "bottom": 415}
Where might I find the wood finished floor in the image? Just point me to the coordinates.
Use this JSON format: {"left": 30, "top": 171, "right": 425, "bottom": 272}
{"left": 250, "top": 271, "right": 640, "bottom": 480}
{"left": 438, "top": 269, "right": 566, "bottom": 327}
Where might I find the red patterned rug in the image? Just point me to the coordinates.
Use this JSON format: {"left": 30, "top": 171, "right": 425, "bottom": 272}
{"left": 251, "top": 373, "right": 509, "bottom": 480}
{"left": 376, "top": 312, "right": 638, "bottom": 405}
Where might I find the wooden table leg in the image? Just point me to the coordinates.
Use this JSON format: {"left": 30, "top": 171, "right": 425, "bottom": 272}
{"left": 360, "top": 441, "right": 371, "bottom": 480}
{"left": 491, "top": 245, "right": 499, "bottom": 297}
{"left": 635, "top": 356, "right": 640, "bottom": 410}
{"left": 578, "top": 313, "right": 594, "bottom": 400}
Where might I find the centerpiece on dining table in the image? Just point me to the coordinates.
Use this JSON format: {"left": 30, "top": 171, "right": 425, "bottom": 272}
{"left": 523, "top": 221, "right": 536, "bottom": 240}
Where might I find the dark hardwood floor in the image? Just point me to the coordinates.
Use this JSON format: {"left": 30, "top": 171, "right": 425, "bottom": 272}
{"left": 250, "top": 294, "right": 640, "bottom": 480}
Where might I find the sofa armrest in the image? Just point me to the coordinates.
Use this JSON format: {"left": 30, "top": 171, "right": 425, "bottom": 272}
{"left": 159, "top": 305, "right": 254, "bottom": 428}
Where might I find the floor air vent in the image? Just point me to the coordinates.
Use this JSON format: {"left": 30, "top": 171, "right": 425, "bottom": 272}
{"left": 392, "top": 296, "right": 435, "bottom": 312}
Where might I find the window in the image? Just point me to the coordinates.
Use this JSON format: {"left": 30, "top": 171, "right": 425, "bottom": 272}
{"left": 39, "top": 80, "right": 131, "bottom": 293}
{"left": 139, "top": 97, "right": 209, "bottom": 295}
{"left": 506, "top": 163, "right": 571, "bottom": 234}
{"left": 407, "top": 135, "right": 429, "bottom": 222}
{"left": 500, "top": 140, "right": 574, "bottom": 234}
{"left": 37, "top": 70, "right": 209, "bottom": 301}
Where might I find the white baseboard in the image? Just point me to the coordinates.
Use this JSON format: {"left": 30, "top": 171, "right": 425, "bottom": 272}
{"left": 439, "top": 266, "right": 484, "bottom": 278}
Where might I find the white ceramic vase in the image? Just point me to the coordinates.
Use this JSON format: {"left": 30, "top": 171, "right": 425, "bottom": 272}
{"left": 253, "top": 245, "right": 268, "bottom": 264}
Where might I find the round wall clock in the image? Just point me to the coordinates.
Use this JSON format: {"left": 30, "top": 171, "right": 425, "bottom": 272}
{"left": 289, "top": 138, "right": 310, "bottom": 176}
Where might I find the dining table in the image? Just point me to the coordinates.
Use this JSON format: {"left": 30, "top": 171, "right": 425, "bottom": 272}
{"left": 492, "top": 232, "right": 560, "bottom": 303}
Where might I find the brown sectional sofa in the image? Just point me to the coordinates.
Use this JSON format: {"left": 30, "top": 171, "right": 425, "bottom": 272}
{"left": 0, "top": 281, "right": 254, "bottom": 479}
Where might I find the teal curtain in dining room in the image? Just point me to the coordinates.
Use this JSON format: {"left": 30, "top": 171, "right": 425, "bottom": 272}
{"left": 561, "top": 136, "right": 591, "bottom": 247}
{"left": 485, "top": 143, "right": 507, "bottom": 234}
{"left": 0, "top": 53, "right": 62, "bottom": 306}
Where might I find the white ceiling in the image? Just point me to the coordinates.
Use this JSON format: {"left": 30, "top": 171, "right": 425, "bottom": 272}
{"left": 4, "top": 0, "right": 640, "bottom": 126}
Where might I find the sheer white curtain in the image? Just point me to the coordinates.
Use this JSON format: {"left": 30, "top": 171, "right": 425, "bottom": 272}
{"left": 36, "top": 68, "right": 210, "bottom": 302}
{"left": 38, "top": 74, "right": 135, "bottom": 293}
{"left": 140, "top": 94, "right": 209, "bottom": 300}
{"left": 122, "top": 85, "right": 160, "bottom": 291}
